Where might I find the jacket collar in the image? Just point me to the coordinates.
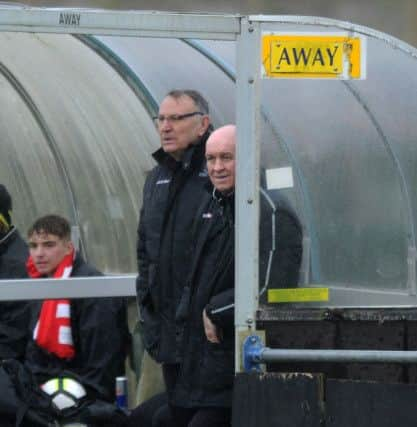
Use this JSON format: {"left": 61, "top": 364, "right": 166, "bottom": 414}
{"left": 205, "top": 180, "right": 234, "bottom": 199}
{"left": 205, "top": 181, "right": 235, "bottom": 214}
{"left": 212, "top": 188, "right": 235, "bottom": 203}
{"left": 152, "top": 131, "right": 210, "bottom": 172}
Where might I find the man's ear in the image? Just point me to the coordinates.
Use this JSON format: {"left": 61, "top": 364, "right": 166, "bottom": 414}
{"left": 198, "top": 116, "right": 211, "bottom": 137}
{"left": 65, "top": 240, "right": 74, "bottom": 255}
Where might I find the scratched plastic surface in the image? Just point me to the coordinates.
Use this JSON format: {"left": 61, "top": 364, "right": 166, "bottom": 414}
{"left": 0, "top": 19, "right": 417, "bottom": 303}
{"left": 0, "top": 32, "right": 157, "bottom": 273}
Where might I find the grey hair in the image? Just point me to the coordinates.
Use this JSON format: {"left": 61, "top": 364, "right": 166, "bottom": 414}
{"left": 165, "top": 89, "right": 210, "bottom": 115}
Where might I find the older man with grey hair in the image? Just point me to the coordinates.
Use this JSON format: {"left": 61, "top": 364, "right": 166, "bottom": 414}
{"left": 136, "top": 90, "right": 212, "bottom": 406}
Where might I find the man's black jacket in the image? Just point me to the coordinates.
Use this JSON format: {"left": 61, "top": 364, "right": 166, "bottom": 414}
{"left": 136, "top": 133, "right": 211, "bottom": 363}
{"left": 0, "top": 227, "right": 28, "bottom": 280}
{"left": 172, "top": 188, "right": 234, "bottom": 408}
{"left": 0, "top": 227, "right": 31, "bottom": 360}
{"left": 170, "top": 186, "right": 302, "bottom": 408}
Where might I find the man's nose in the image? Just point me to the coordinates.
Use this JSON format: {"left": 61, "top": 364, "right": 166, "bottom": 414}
{"left": 32, "top": 246, "right": 44, "bottom": 257}
{"left": 159, "top": 119, "right": 173, "bottom": 131}
{"left": 213, "top": 159, "right": 224, "bottom": 171}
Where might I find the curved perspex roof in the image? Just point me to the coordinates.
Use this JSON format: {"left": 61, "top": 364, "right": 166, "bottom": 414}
{"left": 1, "top": 16, "right": 417, "bottom": 306}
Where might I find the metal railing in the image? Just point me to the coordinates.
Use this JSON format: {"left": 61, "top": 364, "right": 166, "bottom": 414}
{"left": 0, "top": 276, "right": 136, "bottom": 301}
{"left": 243, "top": 335, "right": 417, "bottom": 372}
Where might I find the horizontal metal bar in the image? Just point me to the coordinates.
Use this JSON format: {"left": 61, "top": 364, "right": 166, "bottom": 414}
{"left": 0, "top": 7, "right": 240, "bottom": 39}
{"left": 0, "top": 276, "right": 136, "bottom": 301}
{"left": 260, "top": 348, "right": 417, "bottom": 364}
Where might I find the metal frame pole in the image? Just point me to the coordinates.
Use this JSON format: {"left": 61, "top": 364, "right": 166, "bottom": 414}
{"left": 0, "top": 7, "right": 240, "bottom": 39}
{"left": 235, "top": 17, "right": 261, "bottom": 370}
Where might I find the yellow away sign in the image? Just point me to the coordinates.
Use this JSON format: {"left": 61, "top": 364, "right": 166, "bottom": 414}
{"left": 262, "top": 33, "right": 365, "bottom": 79}
{"left": 268, "top": 287, "right": 329, "bottom": 303}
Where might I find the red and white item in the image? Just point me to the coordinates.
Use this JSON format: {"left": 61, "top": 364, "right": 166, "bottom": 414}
{"left": 27, "top": 250, "right": 76, "bottom": 359}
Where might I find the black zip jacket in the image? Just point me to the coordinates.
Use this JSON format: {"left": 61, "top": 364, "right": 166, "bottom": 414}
{"left": 136, "top": 133, "right": 210, "bottom": 363}
{"left": 25, "top": 254, "right": 129, "bottom": 401}
{"left": 0, "top": 227, "right": 31, "bottom": 360}
{"left": 0, "top": 227, "right": 28, "bottom": 279}
{"left": 171, "top": 186, "right": 302, "bottom": 408}
{"left": 172, "top": 188, "right": 234, "bottom": 408}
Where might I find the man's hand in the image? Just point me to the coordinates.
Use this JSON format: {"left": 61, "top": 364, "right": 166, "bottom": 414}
{"left": 203, "top": 309, "right": 221, "bottom": 343}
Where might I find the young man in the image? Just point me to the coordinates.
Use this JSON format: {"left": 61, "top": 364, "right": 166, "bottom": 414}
{"left": 136, "top": 90, "right": 212, "bottom": 394}
{"left": 24, "top": 214, "right": 129, "bottom": 425}
{"left": 0, "top": 184, "right": 31, "bottom": 360}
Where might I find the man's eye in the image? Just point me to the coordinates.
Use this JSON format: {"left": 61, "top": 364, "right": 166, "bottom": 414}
{"left": 156, "top": 115, "right": 180, "bottom": 122}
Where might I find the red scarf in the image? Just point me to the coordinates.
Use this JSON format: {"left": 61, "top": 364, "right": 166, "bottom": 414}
{"left": 27, "top": 250, "right": 76, "bottom": 359}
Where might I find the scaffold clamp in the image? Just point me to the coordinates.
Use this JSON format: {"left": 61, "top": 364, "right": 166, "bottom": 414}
{"left": 243, "top": 334, "right": 265, "bottom": 372}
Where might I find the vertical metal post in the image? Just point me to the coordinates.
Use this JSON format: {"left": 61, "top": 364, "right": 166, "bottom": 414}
{"left": 235, "top": 17, "right": 261, "bottom": 371}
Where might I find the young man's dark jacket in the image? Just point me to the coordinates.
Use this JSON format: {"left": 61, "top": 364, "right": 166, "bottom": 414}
{"left": 25, "top": 253, "right": 129, "bottom": 402}
{"left": 171, "top": 186, "right": 303, "bottom": 408}
{"left": 0, "top": 226, "right": 31, "bottom": 360}
{"left": 136, "top": 132, "right": 210, "bottom": 363}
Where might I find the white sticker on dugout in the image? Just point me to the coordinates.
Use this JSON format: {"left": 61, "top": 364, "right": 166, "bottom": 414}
{"left": 266, "top": 167, "right": 294, "bottom": 190}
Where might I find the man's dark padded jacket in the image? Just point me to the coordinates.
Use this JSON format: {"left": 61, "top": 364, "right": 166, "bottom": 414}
{"left": 136, "top": 132, "right": 210, "bottom": 364}
{"left": 0, "top": 227, "right": 31, "bottom": 360}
